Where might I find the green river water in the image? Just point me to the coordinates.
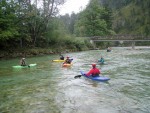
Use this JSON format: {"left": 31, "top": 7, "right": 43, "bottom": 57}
{"left": 0, "top": 47, "right": 150, "bottom": 113}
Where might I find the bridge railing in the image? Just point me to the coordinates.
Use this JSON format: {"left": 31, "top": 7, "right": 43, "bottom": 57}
{"left": 91, "top": 35, "right": 150, "bottom": 40}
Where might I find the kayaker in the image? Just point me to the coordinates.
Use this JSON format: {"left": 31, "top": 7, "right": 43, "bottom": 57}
{"left": 64, "top": 57, "right": 71, "bottom": 64}
{"left": 107, "top": 47, "right": 111, "bottom": 52}
{"left": 86, "top": 64, "right": 101, "bottom": 77}
{"left": 60, "top": 55, "right": 64, "bottom": 60}
{"left": 20, "top": 58, "right": 26, "bottom": 66}
{"left": 98, "top": 56, "right": 105, "bottom": 64}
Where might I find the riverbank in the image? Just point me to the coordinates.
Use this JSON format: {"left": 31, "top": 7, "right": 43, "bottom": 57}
{"left": 0, "top": 47, "right": 90, "bottom": 60}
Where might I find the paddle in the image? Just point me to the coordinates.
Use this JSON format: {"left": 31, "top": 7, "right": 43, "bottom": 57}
{"left": 74, "top": 75, "right": 82, "bottom": 79}
{"left": 74, "top": 72, "right": 87, "bottom": 79}
{"left": 74, "top": 74, "right": 94, "bottom": 79}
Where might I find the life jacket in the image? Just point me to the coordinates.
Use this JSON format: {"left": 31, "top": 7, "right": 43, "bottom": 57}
{"left": 91, "top": 68, "right": 100, "bottom": 76}
{"left": 86, "top": 68, "right": 100, "bottom": 76}
{"left": 65, "top": 59, "right": 71, "bottom": 64}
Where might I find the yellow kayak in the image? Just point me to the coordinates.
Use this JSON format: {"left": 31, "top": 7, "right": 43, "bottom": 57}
{"left": 52, "top": 60, "right": 65, "bottom": 62}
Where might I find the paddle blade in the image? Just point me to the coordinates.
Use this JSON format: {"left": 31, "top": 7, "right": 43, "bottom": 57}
{"left": 74, "top": 75, "right": 82, "bottom": 79}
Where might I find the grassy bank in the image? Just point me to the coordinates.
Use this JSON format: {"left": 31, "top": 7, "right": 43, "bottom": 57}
{"left": 0, "top": 37, "right": 94, "bottom": 59}
{"left": 0, "top": 46, "right": 91, "bottom": 60}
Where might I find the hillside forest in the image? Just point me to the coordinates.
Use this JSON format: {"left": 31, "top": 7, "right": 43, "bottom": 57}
{"left": 0, "top": 0, "right": 150, "bottom": 58}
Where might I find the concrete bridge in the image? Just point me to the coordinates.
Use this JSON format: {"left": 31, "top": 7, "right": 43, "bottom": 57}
{"left": 90, "top": 35, "right": 150, "bottom": 49}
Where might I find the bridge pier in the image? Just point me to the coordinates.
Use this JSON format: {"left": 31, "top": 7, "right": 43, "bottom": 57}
{"left": 132, "top": 41, "right": 135, "bottom": 49}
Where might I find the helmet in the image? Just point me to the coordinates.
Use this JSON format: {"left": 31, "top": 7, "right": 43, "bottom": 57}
{"left": 92, "top": 64, "right": 96, "bottom": 67}
{"left": 66, "top": 56, "right": 69, "bottom": 58}
{"left": 22, "top": 58, "right": 25, "bottom": 60}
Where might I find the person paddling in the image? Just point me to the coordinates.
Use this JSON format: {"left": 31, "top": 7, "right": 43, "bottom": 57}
{"left": 20, "top": 58, "right": 30, "bottom": 67}
{"left": 98, "top": 56, "right": 105, "bottom": 64}
{"left": 20, "top": 58, "right": 26, "bottom": 66}
{"left": 60, "top": 55, "right": 64, "bottom": 60}
{"left": 86, "top": 64, "right": 101, "bottom": 77}
{"left": 107, "top": 47, "right": 111, "bottom": 52}
{"left": 63, "top": 57, "right": 72, "bottom": 64}
{"left": 74, "top": 64, "right": 101, "bottom": 79}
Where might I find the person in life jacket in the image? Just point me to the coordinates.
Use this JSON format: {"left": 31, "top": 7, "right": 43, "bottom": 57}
{"left": 64, "top": 57, "right": 71, "bottom": 64}
{"left": 20, "top": 58, "right": 26, "bottom": 66}
{"left": 60, "top": 55, "right": 64, "bottom": 60}
{"left": 107, "top": 47, "right": 111, "bottom": 52}
{"left": 98, "top": 56, "right": 105, "bottom": 64}
{"left": 86, "top": 64, "right": 101, "bottom": 77}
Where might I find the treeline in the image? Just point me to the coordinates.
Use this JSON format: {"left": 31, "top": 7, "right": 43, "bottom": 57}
{"left": 0, "top": 0, "right": 93, "bottom": 51}
{"left": 100, "top": 0, "right": 150, "bottom": 36}
{"left": 59, "top": 0, "right": 150, "bottom": 47}
{"left": 59, "top": 0, "right": 115, "bottom": 47}
{"left": 100, "top": 0, "right": 150, "bottom": 46}
{"left": 60, "top": 0, "right": 114, "bottom": 36}
{"left": 60, "top": 0, "right": 150, "bottom": 37}
{"left": 1, "top": 0, "right": 149, "bottom": 53}
{"left": 0, "top": 0, "right": 114, "bottom": 52}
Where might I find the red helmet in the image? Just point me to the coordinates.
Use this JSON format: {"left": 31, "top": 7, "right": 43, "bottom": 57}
{"left": 92, "top": 64, "right": 96, "bottom": 67}
{"left": 66, "top": 56, "right": 69, "bottom": 58}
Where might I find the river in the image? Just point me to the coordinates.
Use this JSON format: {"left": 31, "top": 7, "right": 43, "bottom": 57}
{"left": 0, "top": 47, "right": 150, "bottom": 113}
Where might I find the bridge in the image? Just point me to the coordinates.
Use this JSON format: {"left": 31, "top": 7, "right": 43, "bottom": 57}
{"left": 90, "top": 35, "right": 150, "bottom": 49}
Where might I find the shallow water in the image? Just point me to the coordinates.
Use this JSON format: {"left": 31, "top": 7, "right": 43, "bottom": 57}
{"left": 0, "top": 47, "right": 150, "bottom": 113}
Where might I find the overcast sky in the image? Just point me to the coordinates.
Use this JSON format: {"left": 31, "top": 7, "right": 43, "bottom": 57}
{"left": 59, "top": 0, "right": 90, "bottom": 15}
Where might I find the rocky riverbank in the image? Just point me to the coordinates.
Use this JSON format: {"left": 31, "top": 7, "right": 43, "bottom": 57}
{"left": 0, "top": 47, "right": 90, "bottom": 60}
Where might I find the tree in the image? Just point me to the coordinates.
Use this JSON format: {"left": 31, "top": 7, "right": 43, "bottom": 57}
{"left": 74, "top": 0, "right": 114, "bottom": 37}
{"left": 113, "top": 0, "right": 150, "bottom": 36}
{"left": 27, "top": 0, "right": 65, "bottom": 46}
{"left": 69, "top": 12, "right": 77, "bottom": 34}
{"left": 59, "top": 14, "right": 70, "bottom": 33}
{"left": 0, "top": 0, "right": 19, "bottom": 41}
{"left": 0, "top": 0, "right": 66, "bottom": 49}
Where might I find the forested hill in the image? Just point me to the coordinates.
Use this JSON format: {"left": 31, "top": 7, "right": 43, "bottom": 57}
{"left": 0, "top": 0, "right": 149, "bottom": 58}
{"left": 100, "top": 0, "right": 150, "bottom": 36}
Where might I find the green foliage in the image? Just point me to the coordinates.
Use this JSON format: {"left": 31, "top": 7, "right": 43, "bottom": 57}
{"left": 45, "top": 18, "right": 66, "bottom": 45}
{"left": 59, "top": 12, "right": 78, "bottom": 35}
{"left": 0, "top": 1, "right": 19, "bottom": 40}
{"left": 102, "top": 0, "right": 150, "bottom": 36}
{"left": 69, "top": 12, "right": 77, "bottom": 34}
{"left": 100, "top": 0, "right": 132, "bottom": 9}
{"left": 0, "top": 0, "right": 69, "bottom": 49}
{"left": 74, "top": 0, "right": 114, "bottom": 37}
{"left": 59, "top": 14, "right": 70, "bottom": 33}
{"left": 43, "top": 17, "right": 93, "bottom": 51}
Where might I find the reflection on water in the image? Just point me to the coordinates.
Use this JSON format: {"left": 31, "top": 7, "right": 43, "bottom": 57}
{"left": 0, "top": 47, "right": 150, "bottom": 113}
